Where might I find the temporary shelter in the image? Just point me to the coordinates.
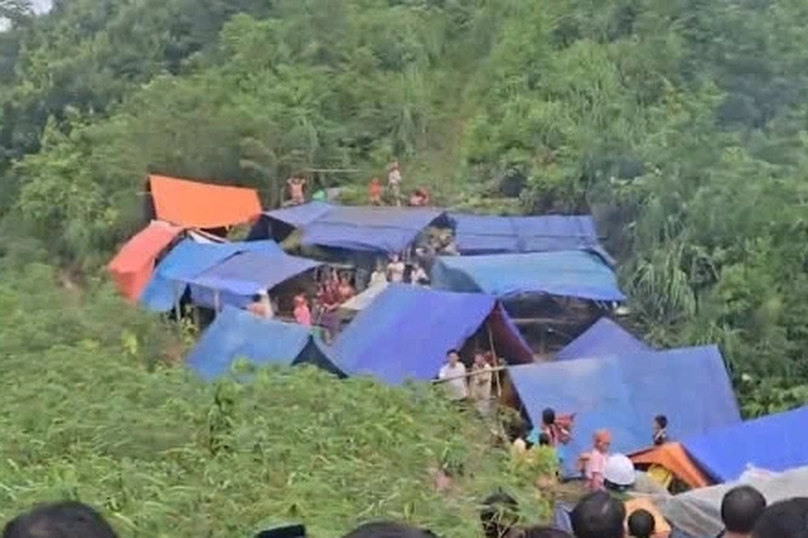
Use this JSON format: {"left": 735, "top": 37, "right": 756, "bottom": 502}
{"left": 630, "top": 442, "right": 711, "bottom": 489}
{"left": 508, "top": 345, "right": 741, "bottom": 475}
{"left": 556, "top": 317, "right": 650, "bottom": 360}
{"left": 186, "top": 306, "right": 337, "bottom": 381}
{"left": 139, "top": 238, "right": 281, "bottom": 312}
{"left": 146, "top": 174, "right": 262, "bottom": 229}
{"left": 329, "top": 285, "right": 533, "bottom": 385}
{"left": 107, "top": 221, "right": 184, "bottom": 302}
{"left": 430, "top": 250, "right": 624, "bottom": 302}
{"left": 338, "top": 281, "right": 389, "bottom": 317}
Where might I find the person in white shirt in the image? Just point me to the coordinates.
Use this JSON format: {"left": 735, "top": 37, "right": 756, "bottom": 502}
{"left": 369, "top": 261, "right": 387, "bottom": 287}
{"left": 470, "top": 352, "right": 493, "bottom": 415}
{"left": 438, "top": 349, "right": 468, "bottom": 401}
{"left": 386, "top": 254, "right": 405, "bottom": 283}
{"left": 387, "top": 160, "right": 402, "bottom": 206}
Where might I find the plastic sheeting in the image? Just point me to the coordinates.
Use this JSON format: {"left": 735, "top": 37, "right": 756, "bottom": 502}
{"left": 653, "top": 466, "right": 808, "bottom": 538}
{"left": 556, "top": 318, "right": 650, "bottom": 360}
{"left": 140, "top": 239, "right": 282, "bottom": 312}
{"left": 338, "top": 282, "right": 389, "bottom": 315}
{"left": 508, "top": 346, "right": 741, "bottom": 475}
{"left": 630, "top": 442, "right": 711, "bottom": 489}
{"left": 681, "top": 405, "right": 808, "bottom": 483}
{"left": 148, "top": 175, "right": 262, "bottom": 229}
{"left": 450, "top": 213, "right": 600, "bottom": 255}
{"left": 430, "top": 251, "right": 625, "bottom": 301}
{"left": 186, "top": 306, "right": 334, "bottom": 381}
{"left": 329, "top": 284, "right": 533, "bottom": 385}
{"left": 107, "top": 221, "right": 184, "bottom": 302}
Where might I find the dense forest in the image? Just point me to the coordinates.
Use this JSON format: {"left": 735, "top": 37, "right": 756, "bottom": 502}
{"left": 0, "top": 0, "right": 807, "bottom": 415}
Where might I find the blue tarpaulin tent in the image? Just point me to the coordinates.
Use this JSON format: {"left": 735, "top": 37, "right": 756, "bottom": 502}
{"left": 186, "top": 306, "right": 337, "bottom": 381}
{"left": 430, "top": 251, "right": 625, "bottom": 302}
{"left": 556, "top": 318, "right": 650, "bottom": 360}
{"left": 247, "top": 202, "right": 334, "bottom": 242}
{"left": 329, "top": 284, "right": 533, "bottom": 385}
{"left": 450, "top": 213, "right": 600, "bottom": 255}
{"left": 140, "top": 239, "right": 282, "bottom": 312}
{"left": 190, "top": 250, "right": 321, "bottom": 309}
{"left": 508, "top": 346, "right": 741, "bottom": 475}
{"left": 682, "top": 406, "right": 808, "bottom": 483}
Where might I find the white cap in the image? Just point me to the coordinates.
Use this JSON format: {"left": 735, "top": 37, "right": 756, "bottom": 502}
{"left": 603, "top": 453, "right": 636, "bottom": 487}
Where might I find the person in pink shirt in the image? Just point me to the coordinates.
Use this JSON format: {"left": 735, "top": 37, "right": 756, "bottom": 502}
{"left": 579, "top": 429, "right": 611, "bottom": 491}
{"left": 293, "top": 294, "right": 312, "bottom": 326}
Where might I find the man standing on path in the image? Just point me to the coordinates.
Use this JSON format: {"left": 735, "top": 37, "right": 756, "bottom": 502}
{"left": 388, "top": 160, "right": 402, "bottom": 206}
{"left": 438, "top": 349, "right": 468, "bottom": 402}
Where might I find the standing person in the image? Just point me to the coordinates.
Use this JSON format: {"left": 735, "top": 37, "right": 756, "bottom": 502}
{"left": 652, "top": 414, "right": 669, "bottom": 446}
{"left": 387, "top": 160, "right": 402, "bottom": 206}
{"left": 578, "top": 429, "right": 611, "bottom": 491}
{"left": 718, "top": 486, "right": 767, "bottom": 538}
{"left": 293, "top": 294, "right": 312, "bottom": 326}
{"left": 386, "top": 254, "right": 405, "bottom": 283}
{"left": 287, "top": 176, "right": 306, "bottom": 205}
{"left": 368, "top": 261, "right": 387, "bottom": 287}
{"left": 470, "top": 352, "right": 493, "bottom": 415}
{"left": 247, "top": 290, "right": 274, "bottom": 319}
{"left": 438, "top": 349, "right": 468, "bottom": 402}
{"left": 368, "top": 177, "right": 383, "bottom": 205}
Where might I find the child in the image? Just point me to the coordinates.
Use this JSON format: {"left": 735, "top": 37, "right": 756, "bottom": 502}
{"left": 652, "top": 415, "right": 668, "bottom": 446}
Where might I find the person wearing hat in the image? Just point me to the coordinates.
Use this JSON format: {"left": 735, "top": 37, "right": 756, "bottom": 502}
{"left": 603, "top": 453, "right": 636, "bottom": 492}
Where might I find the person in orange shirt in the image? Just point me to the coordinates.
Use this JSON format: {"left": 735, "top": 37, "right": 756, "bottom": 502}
{"left": 368, "top": 177, "right": 383, "bottom": 205}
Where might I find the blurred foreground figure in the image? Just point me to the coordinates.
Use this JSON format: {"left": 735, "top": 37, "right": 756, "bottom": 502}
{"left": 3, "top": 501, "right": 117, "bottom": 538}
{"left": 342, "top": 521, "right": 438, "bottom": 538}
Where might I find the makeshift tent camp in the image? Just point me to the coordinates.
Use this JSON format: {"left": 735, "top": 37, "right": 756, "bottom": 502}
{"left": 681, "top": 405, "right": 808, "bottom": 483}
{"left": 329, "top": 285, "right": 533, "bottom": 385}
{"left": 508, "top": 346, "right": 741, "bottom": 475}
{"left": 140, "top": 238, "right": 282, "bottom": 312}
{"left": 430, "top": 250, "right": 625, "bottom": 302}
{"left": 630, "top": 442, "right": 710, "bottom": 489}
{"left": 556, "top": 317, "right": 650, "bottom": 360}
{"left": 338, "top": 281, "right": 389, "bottom": 316}
{"left": 450, "top": 213, "right": 600, "bottom": 255}
{"left": 146, "top": 174, "right": 262, "bottom": 229}
{"left": 190, "top": 250, "right": 321, "bottom": 309}
{"left": 186, "top": 306, "right": 337, "bottom": 381}
{"left": 247, "top": 202, "right": 334, "bottom": 242}
{"left": 107, "top": 221, "right": 184, "bottom": 302}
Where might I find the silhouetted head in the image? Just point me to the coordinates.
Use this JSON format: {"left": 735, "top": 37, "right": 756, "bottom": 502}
{"left": 2, "top": 501, "right": 118, "bottom": 538}
{"left": 446, "top": 349, "right": 460, "bottom": 366}
{"left": 570, "top": 491, "right": 626, "bottom": 538}
{"left": 480, "top": 491, "right": 519, "bottom": 538}
{"left": 721, "top": 485, "right": 767, "bottom": 535}
{"left": 653, "top": 415, "right": 667, "bottom": 432}
{"left": 522, "top": 526, "right": 572, "bottom": 538}
{"left": 341, "top": 521, "right": 437, "bottom": 538}
{"left": 752, "top": 497, "right": 808, "bottom": 538}
{"left": 627, "top": 509, "right": 655, "bottom": 538}
{"left": 542, "top": 408, "right": 556, "bottom": 426}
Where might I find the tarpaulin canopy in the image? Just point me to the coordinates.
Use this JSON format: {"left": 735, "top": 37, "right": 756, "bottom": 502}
{"left": 556, "top": 318, "right": 650, "bottom": 360}
{"left": 450, "top": 213, "right": 600, "bottom": 255}
{"left": 107, "top": 221, "right": 184, "bottom": 302}
{"left": 186, "top": 306, "right": 336, "bottom": 381}
{"left": 147, "top": 174, "right": 262, "bottom": 229}
{"left": 508, "top": 346, "right": 741, "bottom": 475}
{"left": 140, "top": 239, "right": 282, "bottom": 312}
{"left": 630, "top": 442, "right": 711, "bottom": 489}
{"left": 681, "top": 405, "right": 808, "bottom": 483}
{"left": 330, "top": 284, "right": 533, "bottom": 385}
{"left": 246, "top": 202, "right": 333, "bottom": 242}
{"left": 338, "top": 282, "right": 389, "bottom": 315}
{"left": 430, "top": 250, "right": 625, "bottom": 301}
{"left": 190, "top": 250, "right": 321, "bottom": 305}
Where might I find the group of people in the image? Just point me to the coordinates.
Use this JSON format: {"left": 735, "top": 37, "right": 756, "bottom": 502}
{"left": 437, "top": 349, "right": 500, "bottom": 415}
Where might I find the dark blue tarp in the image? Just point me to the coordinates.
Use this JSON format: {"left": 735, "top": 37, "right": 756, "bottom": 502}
{"left": 430, "top": 251, "right": 625, "bottom": 301}
{"left": 140, "top": 239, "right": 282, "bottom": 312}
{"left": 450, "top": 213, "right": 600, "bottom": 255}
{"left": 246, "top": 202, "right": 333, "bottom": 241}
{"left": 509, "top": 346, "right": 741, "bottom": 475}
{"left": 189, "top": 250, "right": 321, "bottom": 308}
{"left": 186, "top": 306, "right": 335, "bottom": 381}
{"left": 682, "top": 406, "right": 808, "bottom": 483}
{"left": 556, "top": 318, "right": 650, "bottom": 360}
{"left": 330, "top": 284, "right": 533, "bottom": 385}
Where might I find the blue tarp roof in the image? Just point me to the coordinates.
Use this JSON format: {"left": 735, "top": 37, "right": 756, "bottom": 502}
{"left": 140, "top": 239, "right": 282, "bottom": 312}
{"left": 430, "top": 251, "right": 625, "bottom": 302}
{"left": 186, "top": 306, "right": 332, "bottom": 381}
{"left": 330, "top": 284, "right": 533, "bottom": 385}
{"left": 264, "top": 202, "right": 334, "bottom": 228}
{"left": 191, "top": 250, "right": 321, "bottom": 297}
{"left": 556, "top": 318, "right": 650, "bottom": 360}
{"left": 509, "top": 346, "right": 741, "bottom": 475}
{"left": 682, "top": 406, "right": 808, "bottom": 483}
{"left": 450, "top": 213, "right": 600, "bottom": 255}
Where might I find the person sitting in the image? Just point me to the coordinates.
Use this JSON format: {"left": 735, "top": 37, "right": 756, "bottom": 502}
{"left": 341, "top": 521, "right": 438, "bottom": 538}
{"left": 2, "top": 501, "right": 118, "bottom": 538}
{"left": 336, "top": 273, "right": 356, "bottom": 303}
{"left": 652, "top": 415, "right": 668, "bottom": 446}
{"left": 287, "top": 176, "right": 306, "bottom": 205}
{"left": 369, "top": 177, "right": 383, "bottom": 206}
{"left": 719, "top": 486, "right": 767, "bottom": 538}
{"left": 570, "top": 491, "right": 626, "bottom": 538}
{"left": 293, "top": 294, "right": 312, "bottom": 326}
{"left": 247, "top": 290, "right": 274, "bottom": 319}
{"left": 752, "top": 497, "right": 808, "bottom": 538}
{"left": 627, "top": 509, "right": 655, "bottom": 538}
{"left": 410, "top": 261, "right": 429, "bottom": 286}
{"left": 480, "top": 491, "right": 520, "bottom": 538}
{"left": 578, "top": 430, "right": 611, "bottom": 492}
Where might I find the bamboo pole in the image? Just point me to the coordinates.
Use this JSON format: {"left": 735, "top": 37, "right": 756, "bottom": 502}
{"left": 487, "top": 321, "right": 502, "bottom": 397}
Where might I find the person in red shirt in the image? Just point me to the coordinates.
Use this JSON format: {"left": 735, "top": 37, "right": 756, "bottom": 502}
{"left": 293, "top": 294, "right": 312, "bottom": 326}
{"left": 368, "top": 177, "right": 383, "bottom": 205}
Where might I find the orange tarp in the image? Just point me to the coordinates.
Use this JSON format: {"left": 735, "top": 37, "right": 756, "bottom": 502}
{"left": 148, "top": 174, "right": 262, "bottom": 229}
{"left": 630, "top": 442, "right": 710, "bottom": 489}
{"left": 107, "top": 221, "right": 184, "bottom": 302}
{"left": 625, "top": 497, "right": 671, "bottom": 538}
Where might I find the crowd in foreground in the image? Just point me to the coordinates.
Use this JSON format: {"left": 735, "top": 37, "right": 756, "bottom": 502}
{"left": 3, "top": 484, "right": 807, "bottom": 538}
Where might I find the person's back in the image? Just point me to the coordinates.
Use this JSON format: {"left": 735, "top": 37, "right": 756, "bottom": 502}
{"left": 342, "top": 521, "right": 437, "bottom": 538}
{"left": 522, "top": 526, "right": 572, "bottom": 538}
{"left": 719, "top": 485, "right": 767, "bottom": 538}
{"left": 570, "top": 491, "right": 626, "bottom": 538}
{"left": 752, "top": 497, "right": 808, "bottom": 538}
{"left": 627, "top": 509, "right": 655, "bottom": 538}
{"left": 3, "top": 501, "right": 117, "bottom": 538}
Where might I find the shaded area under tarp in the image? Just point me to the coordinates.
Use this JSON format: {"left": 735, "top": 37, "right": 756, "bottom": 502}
{"left": 681, "top": 405, "right": 808, "bottom": 483}
{"left": 329, "top": 284, "right": 533, "bottom": 385}
{"left": 107, "top": 220, "right": 184, "bottom": 302}
{"left": 430, "top": 250, "right": 625, "bottom": 302}
{"left": 630, "top": 442, "right": 711, "bottom": 489}
{"left": 186, "top": 306, "right": 337, "bottom": 381}
{"left": 508, "top": 345, "right": 741, "bottom": 475}
{"left": 140, "top": 238, "right": 282, "bottom": 312}
{"left": 556, "top": 317, "right": 650, "bottom": 360}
